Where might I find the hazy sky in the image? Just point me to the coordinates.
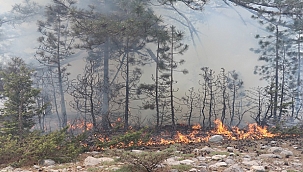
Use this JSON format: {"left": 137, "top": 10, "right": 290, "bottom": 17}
{"left": 157, "top": 0, "right": 267, "bottom": 89}
{"left": 0, "top": 0, "right": 266, "bottom": 88}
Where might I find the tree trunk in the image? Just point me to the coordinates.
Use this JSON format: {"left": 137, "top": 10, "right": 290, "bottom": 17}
{"left": 273, "top": 26, "right": 279, "bottom": 122}
{"left": 170, "top": 26, "right": 175, "bottom": 130}
{"left": 155, "top": 40, "right": 160, "bottom": 127}
{"left": 124, "top": 38, "right": 130, "bottom": 131}
{"left": 57, "top": 17, "right": 67, "bottom": 128}
{"left": 102, "top": 37, "right": 110, "bottom": 130}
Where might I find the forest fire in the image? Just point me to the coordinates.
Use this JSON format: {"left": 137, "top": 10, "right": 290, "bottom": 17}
{"left": 69, "top": 119, "right": 278, "bottom": 149}
{"left": 68, "top": 120, "right": 94, "bottom": 132}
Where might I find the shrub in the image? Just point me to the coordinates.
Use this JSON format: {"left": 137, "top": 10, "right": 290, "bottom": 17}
{"left": 96, "top": 129, "right": 151, "bottom": 149}
{"left": 118, "top": 146, "right": 176, "bottom": 172}
{"left": 0, "top": 128, "right": 84, "bottom": 167}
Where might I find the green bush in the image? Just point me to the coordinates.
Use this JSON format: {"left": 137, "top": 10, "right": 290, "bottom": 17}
{"left": 0, "top": 128, "right": 84, "bottom": 167}
{"left": 96, "top": 129, "right": 151, "bottom": 149}
{"left": 118, "top": 146, "right": 176, "bottom": 172}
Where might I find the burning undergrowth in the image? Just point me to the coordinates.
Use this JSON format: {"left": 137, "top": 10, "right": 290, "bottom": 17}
{"left": 68, "top": 119, "right": 286, "bottom": 151}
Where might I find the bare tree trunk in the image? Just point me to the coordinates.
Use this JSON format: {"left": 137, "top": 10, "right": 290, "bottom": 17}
{"left": 170, "top": 26, "right": 175, "bottom": 130}
{"left": 124, "top": 38, "right": 130, "bottom": 131}
{"left": 273, "top": 26, "right": 279, "bottom": 122}
{"left": 278, "top": 43, "right": 286, "bottom": 121}
{"left": 102, "top": 37, "right": 110, "bottom": 130}
{"left": 230, "top": 82, "right": 236, "bottom": 126}
{"left": 156, "top": 40, "right": 160, "bottom": 127}
{"left": 57, "top": 18, "right": 67, "bottom": 128}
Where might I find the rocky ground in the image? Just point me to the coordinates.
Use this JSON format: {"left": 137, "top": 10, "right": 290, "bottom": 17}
{"left": 1, "top": 135, "right": 303, "bottom": 172}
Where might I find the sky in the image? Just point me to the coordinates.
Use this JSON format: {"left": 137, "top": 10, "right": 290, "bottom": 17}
{"left": 156, "top": 0, "right": 267, "bottom": 88}
{"left": 0, "top": 0, "right": 267, "bottom": 88}
{"left": 0, "top": 0, "right": 270, "bottom": 125}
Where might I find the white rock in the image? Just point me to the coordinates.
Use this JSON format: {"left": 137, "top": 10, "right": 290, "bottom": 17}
{"left": 189, "top": 168, "right": 198, "bottom": 172}
{"left": 243, "top": 154, "right": 251, "bottom": 159}
{"left": 250, "top": 165, "right": 265, "bottom": 172}
{"left": 280, "top": 150, "right": 293, "bottom": 157}
{"left": 42, "top": 159, "right": 55, "bottom": 166}
{"left": 99, "top": 157, "right": 115, "bottom": 162}
{"left": 196, "top": 156, "right": 206, "bottom": 161}
{"left": 209, "top": 135, "right": 224, "bottom": 143}
{"left": 33, "top": 165, "right": 40, "bottom": 169}
{"left": 1, "top": 166, "right": 14, "bottom": 172}
{"left": 270, "top": 141, "right": 277, "bottom": 144}
{"left": 260, "top": 145, "right": 268, "bottom": 149}
{"left": 267, "top": 147, "right": 283, "bottom": 153}
{"left": 180, "top": 159, "right": 195, "bottom": 165}
{"left": 242, "top": 160, "right": 259, "bottom": 166}
{"left": 227, "top": 147, "right": 234, "bottom": 152}
{"left": 209, "top": 162, "right": 228, "bottom": 170}
{"left": 212, "top": 154, "right": 227, "bottom": 160}
{"left": 83, "top": 156, "right": 114, "bottom": 166}
{"left": 76, "top": 166, "right": 82, "bottom": 170}
{"left": 131, "top": 150, "right": 143, "bottom": 154}
{"left": 259, "top": 153, "right": 282, "bottom": 159}
{"left": 291, "top": 162, "right": 302, "bottom": 167}
{"left": 201, "top": 146, "right": 215, "bottom": 153}
{"left": 225, "top": 158, "right": 235, "bottom": 165}
{"left": 164, "top": 157, "right": 181, "bottom": 166}
{"left": 83, "top": 156, "right": 101, "bottom": 166}
{"left": 223, "top": 164, "right": 244, "bottom": 172}
{"left": 110, "top": 167, "right": 121, "bottom": 171}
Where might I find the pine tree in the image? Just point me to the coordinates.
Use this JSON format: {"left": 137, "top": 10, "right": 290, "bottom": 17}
{"left": 0, "top": 57, "right": 42, "bottom": 135}
{"left": 36, "top": 0, "right": 76, "bottom": 128}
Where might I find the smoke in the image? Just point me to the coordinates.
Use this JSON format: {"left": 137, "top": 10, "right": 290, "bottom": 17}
{"left": 0, "top": 0, "right": 269, "bottom": 127}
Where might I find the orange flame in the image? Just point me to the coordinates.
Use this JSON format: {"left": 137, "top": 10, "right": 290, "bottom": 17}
{"left": 75, "top": 119, "right": 278, "bottom": 149}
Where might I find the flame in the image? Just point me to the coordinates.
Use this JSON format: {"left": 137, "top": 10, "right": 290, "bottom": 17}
{"left": 76, "top": 119, "right": 278, "bottom": 149}
{"left": 212, "top": 119, "right": 234, "bottom": 139}
{"left": 68, "top": 120, "right": 93, "bottom": 132}
{"left": 192, "top": 124, "right": 202, "bottom": 130}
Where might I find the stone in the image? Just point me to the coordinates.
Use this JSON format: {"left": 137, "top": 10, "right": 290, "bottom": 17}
{"left": 99, "top": 157, "right": 115, "bottom": 162}
{"left": 212, "top": 154, "right": 227, "bottom": 160}
{"left": 1, "top": 166, "right": 14, "bottom": 172}
{"left": 110, "top": 167, "right": 121, "bottom": 171}
{"left": 227, "top": 147, "right": 234, "bottom": 152}
{"left": 200, "top": 146, "right": 215, "bottom": 153}
{"left": 164, "top": 157, "right": 181, "bottom": 166}
{"left": 260, "top": 145, "right": 268, "bottom": 149}
{"left": 83, "top": 156, "right": 101, "bottom": 166}
{"left": 291, "top": 162, "right": 302, "bottom": 167}
{"left": 33, "top": 165, "right": 40, "bottom": 169}
{"left": 223, "top": 164, "right": 244, "bottom": 172}
{"left": 170, "top": 169, "right": 179, "bottom": 172}
{"left": 179, "top": 159, "right": 195, "bottom": 165}
{"left": 242, "top": 160, "right": 259, "bottom": 166}
{"left": 42, "top": 159, "right": 55, "bottom": 166}
{"left": 251, "top": 165, "right": 266, "bottom": 172}
{"left": 280, "top": 150, "right": 293, "bottom": 157}
{"left": 209, "top": 162, "right": 228, "bottom": 170}
{"left": 259, "top": 153, "right": 282, "bottom": 159}
{"left": 225, "top": 158, "right": 235, "bottom": 165}
{"left": 83, "top": 156, "right": 114, "bottom": 166}
{"left": 243, "top": 154, "right": 251, "bottom": 159}
{"left": 131, "top": 150, "right": 143, "bottom": 154}
{"left": 198, "top": 166, "right": 208, "bottom": 172}
{"left": 189, "top": 168, "right": 198, "bottom": 172}
{"left": 209, "top": 135, "right": 224, "bottom": 143}
{"left": 267, "top": 147, "right": 283, "bottom": 154}
{"left": 196, "top": 156, "right": 206, "bottom": 161}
